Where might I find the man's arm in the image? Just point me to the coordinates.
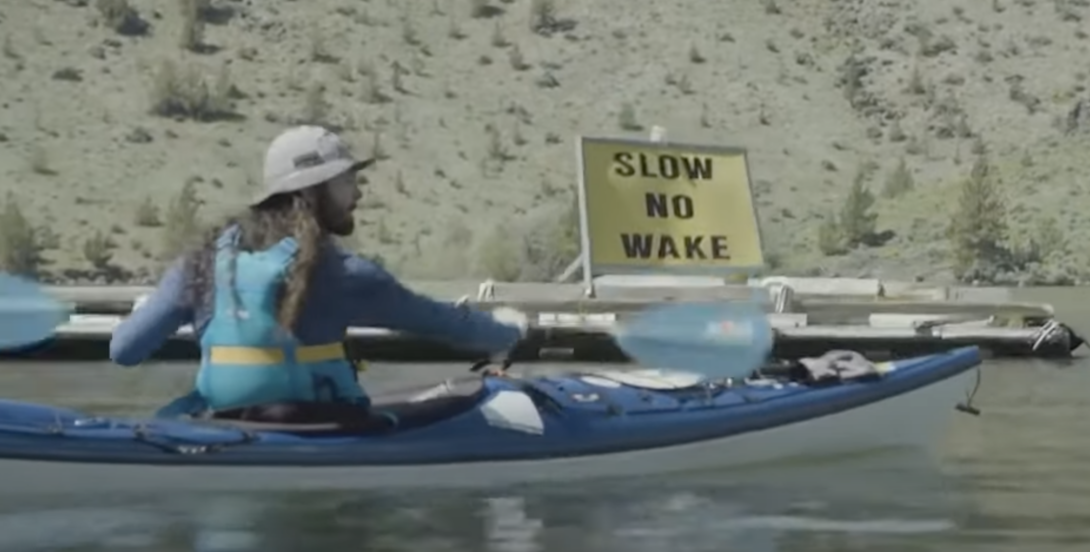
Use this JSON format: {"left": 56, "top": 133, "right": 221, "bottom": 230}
{"left": 109, "top": 261, "right": 194, "bottom": 366}
{"left": 342, "top": 255, "right": 523, "bottom": 355}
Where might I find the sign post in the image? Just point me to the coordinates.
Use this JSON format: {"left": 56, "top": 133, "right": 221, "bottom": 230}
{"left": 573, "top": 132, "right": 765, "bottom": 297}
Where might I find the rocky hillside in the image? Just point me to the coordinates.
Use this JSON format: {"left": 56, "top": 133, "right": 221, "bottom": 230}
{"left": 1, "top": 0, "right": 1089, "bottom": 284}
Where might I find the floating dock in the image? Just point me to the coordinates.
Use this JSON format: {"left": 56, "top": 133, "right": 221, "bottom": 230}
{"left": 2, "top": 276, "right": 1082, "bottom": 363}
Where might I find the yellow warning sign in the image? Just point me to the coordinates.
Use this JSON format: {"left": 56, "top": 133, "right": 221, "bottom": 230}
{"left": 577, "top": 136, "right": 765, "bottom": 274}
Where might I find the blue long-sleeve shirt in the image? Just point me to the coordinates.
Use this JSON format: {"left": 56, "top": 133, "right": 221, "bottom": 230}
{"left": 110, "top": 244, "right": 523, "bottom": 366}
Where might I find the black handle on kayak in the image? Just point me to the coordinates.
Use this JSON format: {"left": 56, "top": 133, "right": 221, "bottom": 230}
{"left": 469, "top": 357, "right": 514, "bottom": 373}
{"left": 468, "top": 327, "right": 557, "bottom": 372}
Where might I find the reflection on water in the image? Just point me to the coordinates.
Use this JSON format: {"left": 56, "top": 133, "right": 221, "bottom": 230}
{"left": 0, "top": 343, "right": 1088, "bottom": 550}
{"left": 0, "top": 451, "right": 971, "bottom": 552}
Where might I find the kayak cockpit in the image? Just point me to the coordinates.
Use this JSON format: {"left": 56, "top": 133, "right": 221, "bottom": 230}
{"left": 171, "top": 354, "right": 907, "bottom": 436}
{"left": 194, "top": 377, "right": 491, "bottom": 437}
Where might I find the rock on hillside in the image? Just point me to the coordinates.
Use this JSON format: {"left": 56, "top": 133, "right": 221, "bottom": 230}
{"left": 0, "top": 0, "right": 1089, "bottom": 284}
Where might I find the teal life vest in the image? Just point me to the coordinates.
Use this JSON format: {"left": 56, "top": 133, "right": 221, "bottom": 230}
{"left": 192, "top": 229, "right": 354, "bottom": 412}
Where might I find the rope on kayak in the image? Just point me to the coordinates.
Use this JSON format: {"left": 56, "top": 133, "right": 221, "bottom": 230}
{"left": 129, "top": 423, "right": 259, "bottom": 455}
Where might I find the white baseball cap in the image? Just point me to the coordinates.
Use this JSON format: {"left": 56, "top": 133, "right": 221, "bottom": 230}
{"left": 254, "top": 125, "right": 374, "bottom": 206}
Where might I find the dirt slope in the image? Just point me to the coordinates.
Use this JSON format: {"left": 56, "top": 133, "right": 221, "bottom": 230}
{"left": 1, "top": 0, "right": 1088, "bottom": 283}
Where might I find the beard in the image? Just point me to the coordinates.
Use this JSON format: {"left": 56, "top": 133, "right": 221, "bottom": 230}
{"left": 315, "top": 191, "right": 356, "bottom": 236}
{"left": 324, "top": 213, "right": 355, "bottom": 237}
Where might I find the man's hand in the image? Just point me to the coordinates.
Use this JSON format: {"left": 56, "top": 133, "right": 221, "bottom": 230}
{"left": 489, "top": 306, "right": 529, "bottom": 336}
{"left": 452, "top": 296, "right": 530, "bottom": 365}
{"left": 453, "top": 296, "right": 529, "bottom": 336}
{"left": 488, "top": 306, "right": 531, "bottom": 370}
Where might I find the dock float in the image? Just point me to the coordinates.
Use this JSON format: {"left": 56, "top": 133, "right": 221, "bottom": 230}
{"left": 0, "top": 277, "right": 1081, "bottom": 363}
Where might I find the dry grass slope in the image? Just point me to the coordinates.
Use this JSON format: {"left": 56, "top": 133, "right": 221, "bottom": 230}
{"left": 1, "top": 0, "right": 1089, "bottom": 284}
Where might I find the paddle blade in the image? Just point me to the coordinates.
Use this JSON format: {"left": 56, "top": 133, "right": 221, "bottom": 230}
{"left": 0, "top": 273, "right": 69, "bottom": 350}
{"left": 614, "top": 301, "right": 775, "bottom": 380}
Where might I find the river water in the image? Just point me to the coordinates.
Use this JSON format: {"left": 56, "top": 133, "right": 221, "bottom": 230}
{"left": 0, "top": 287, "right": 1087, "bottom": 552}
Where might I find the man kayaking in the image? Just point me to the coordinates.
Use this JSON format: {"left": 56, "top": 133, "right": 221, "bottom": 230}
{"left": 109, "top": 125, "right": 528, "bottom": 427}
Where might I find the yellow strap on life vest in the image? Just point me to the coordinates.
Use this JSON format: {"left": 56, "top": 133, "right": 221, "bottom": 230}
{"left": 208, "top": 342, "right": 346, "bottom": 365}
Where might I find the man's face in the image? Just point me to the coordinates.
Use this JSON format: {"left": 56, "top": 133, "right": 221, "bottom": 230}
{"left": 317, "top": 171, "right": 363, "bottom": 236}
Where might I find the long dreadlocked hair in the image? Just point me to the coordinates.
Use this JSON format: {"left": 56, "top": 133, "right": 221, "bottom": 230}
{"left": 182, "top": 188, "right": 326, "bottom": 331}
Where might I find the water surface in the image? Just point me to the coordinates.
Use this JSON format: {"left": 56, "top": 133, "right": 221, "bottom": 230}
{"left": 0, "top": 286, "right": 1087, "bottom": 551}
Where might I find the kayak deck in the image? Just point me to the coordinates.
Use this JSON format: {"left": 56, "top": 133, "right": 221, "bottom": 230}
{"left": 0, "top": 347, "right": 983, "bottom": 495}
{"left": 0, "top": 347, "right": 982, "bottom": 467}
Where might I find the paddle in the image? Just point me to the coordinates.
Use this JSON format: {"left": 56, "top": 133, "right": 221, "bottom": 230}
{"left": 611, "top": 300, "right": 776, "bottom": 380}
{"left": 0, "top": 270, "right": 775, "bottom": 381}
{"left": 0, "top": 272, "right": 71, "bottom": 350}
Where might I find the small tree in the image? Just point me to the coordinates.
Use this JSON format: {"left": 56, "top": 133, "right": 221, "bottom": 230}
{"left": 179, "top": 0, "right": 209, "bottom": 52}
{"left": 475, "top": 193, "right": 581, "bottom": 281}
{"left": 83, "top": 230, "right": 117, "bottom": 270}
{"left": 134, "top": 196, "right": 162, "bottom": 227}
{"left": 1030, "top": 216, "right": 1066, "bottom": 260}
{"left": 517, "top": 193, "right": 581, "bottom": 281}
{"left": 95, "top": 0, "right": 150, "bottom": 36}
{"left": 948, "top": 154, "right": 1008, "bottom": 279}
{"left": 815, "top": 168, "right": 879, "bottom": 256}
{"left": 817, "top": 214, "right": 848, "bottom": 256}
{"left": 530, "top": 0, "right": 558, "bottom": 32}
{"left": 838, "top": 169, "right": 877, "bottom": 247}
{"left": 300, "top": 83, "right": 330, "bottom": 126}
{"left": 0, "top": 194, "right": 44, "bottom": 276}
{"left": 1009, "top": 215, "right": 1067, "bottom": 269}
{"left": 150, "top": 60, "right": 234, "bottom": 122}
{"left": 161, "top": 181, "right": 201, "bottom": 260}
{"left": 881, "top": 157, "right": 915, "bottom": 198}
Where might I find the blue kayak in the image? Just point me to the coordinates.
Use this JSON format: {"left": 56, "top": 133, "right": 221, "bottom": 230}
{"left": 0, "top": 347, "right": 982, "bottom": 495}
